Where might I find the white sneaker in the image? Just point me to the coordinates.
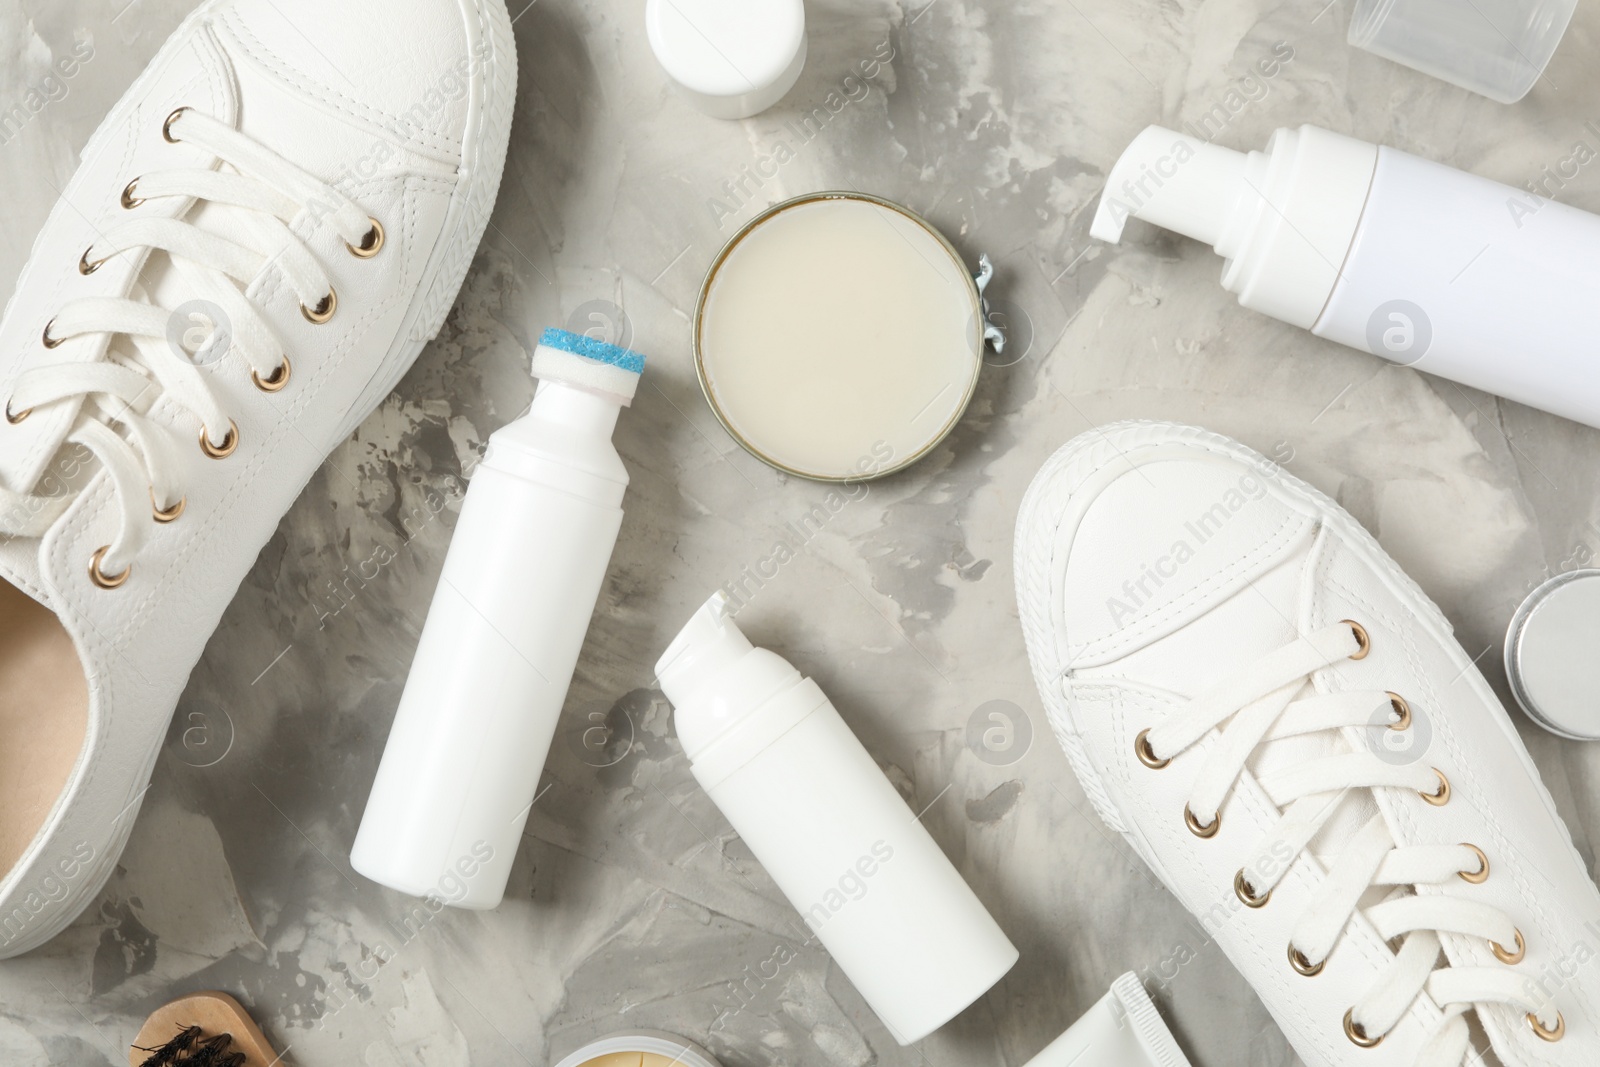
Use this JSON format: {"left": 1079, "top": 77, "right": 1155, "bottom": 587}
{"left": 0, "top": 0, "right": 515, "bottom": 957}
{"left": 1015, "top": 421, "right": 1600, "bottom": 1066}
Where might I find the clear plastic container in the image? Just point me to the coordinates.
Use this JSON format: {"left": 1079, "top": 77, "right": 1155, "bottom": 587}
{"left": 1347, "top": 0, "right": 1576, "bottom": 103}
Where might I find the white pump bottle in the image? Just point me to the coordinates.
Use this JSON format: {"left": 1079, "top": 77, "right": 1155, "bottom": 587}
{"left": 655, "top": 594, "right": 1019, "bottom": 1045}
{"left": 1094, "top": 124, "right": 1600, "bottom": 429}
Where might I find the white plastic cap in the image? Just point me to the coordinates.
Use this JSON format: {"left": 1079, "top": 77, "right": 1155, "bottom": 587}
{"left": 1092, "top": 124, "right": 1379, "bottom": 330}
{"left": 1021, "top": 973, "right": 1193, "bottom": 1067}
{"left": 554, "top": 1032, "right": 722, "bottom": 1067}
{"left": 655, "top": 592, "right": 798, "bottom": 756}
{"left": 530, "top": 327, "right": 645, "bottom": 405}
{"left": 1506, "top": 570, "right": 1600, "bottom": 740}
{"left": 656, "top": 593, "right": 752, "bottom": 707}
{"left": 645, "top": 0, "right": 807, "bottom": 119}
{"left": 1091, "top": 128, "right": 1249, "bottom": 246}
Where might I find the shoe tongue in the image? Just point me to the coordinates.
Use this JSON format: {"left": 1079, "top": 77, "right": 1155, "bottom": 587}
{"left": 1113, "top": 550, "right": 1305, "bottom": 697}
{"left": 1114, "top": 544, "right": 1382, "bottom": 865}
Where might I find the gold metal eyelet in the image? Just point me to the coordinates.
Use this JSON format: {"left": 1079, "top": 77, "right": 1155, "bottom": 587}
{"left": 251, "top": 357, "right": 291, "bottom": 393}
{"left": 151, "top": 490, "right": 185, "bottom": 524}
{"left": 1135, "top": 728, "right": 1170, "bottom": 769}
{"left": 4, "top": 398, "right": 30, "bottom": 425}
{"left": 1529, "top": 1011, "right": 1566, "bottom": 1042}
{"left": 347, "top": 217, "right": 384, "bottom": 258}
{"left": 1234, "top": 869, "right": 1271, "bottom": 908}
{"left": 199, "top": 419, "right": 239, "bottom": 459}
{"left": 162, "top": 106, "right": 191, "bottom": 144}
{"left": 121, "top": 177, "right": 144, "bottom": 209}
{"left": 89, "top": 546, "right": 130, "bottom": 590}
{"left": 78, "top": 247, "right": 107, "bottom": 275}
{"left": 1289, "top": 945, "right": 1325, "bottom": 977}
{"left": 1184, "top": 804, "right": 1219, "bottom": 839}
{"left": 301, "top": 289, "right": 337, "bottom": 324}
{"left": 1421, "top": 768, "right": 1451, "bottom": 806}
{"left": 1492, "top": 927, "right": 1525, "bottom": 965}
{"left": 1343, "top": 1009, "right": 1384, "bottom": 1048}
{"left": 1385, "top": 692, "right": 1411, "bottom": 731}
{"left": 1459, "top": 842, "right": 1490, "bottom": 884}
{"left": 42, "top": 318, "right": 64, "bottom": 348}
{"left": 1343, "top": 619, "right": 1371, "bottom": 660}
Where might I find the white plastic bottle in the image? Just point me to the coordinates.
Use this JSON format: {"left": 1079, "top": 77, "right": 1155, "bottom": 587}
{"left": 351, "top": 329, "right": 645, "bottom": 908}
{"left": 1092, "top": 123, "right": 1600, "bottom": 429}
{"left": 654, "top": 594, "right": 1018, "bottom": 1045}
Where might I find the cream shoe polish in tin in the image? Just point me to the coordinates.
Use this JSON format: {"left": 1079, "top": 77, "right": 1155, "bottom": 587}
{"left": 554, "top": 1031, "right": 721, "bottom": 1067}
{"left": 694, "top": 192, "right": 994, "bottom": 482}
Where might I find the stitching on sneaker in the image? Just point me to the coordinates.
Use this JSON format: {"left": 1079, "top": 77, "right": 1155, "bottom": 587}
{"left": 215, "top": 8, "right": 461, "bottom": 159}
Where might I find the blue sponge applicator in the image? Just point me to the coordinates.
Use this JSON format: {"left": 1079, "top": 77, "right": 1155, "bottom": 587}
{"left": 532, "top": 328, "right": 647, "bottom": 405}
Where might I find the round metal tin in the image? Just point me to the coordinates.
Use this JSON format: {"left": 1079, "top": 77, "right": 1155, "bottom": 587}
{"left": 692, "top": 190, "right": 984, "bottom": 483}
{"left": 1505, "top": 568, "right": 1600, "bottom": 740}
{"left": 553, "top": 1031, "right": 722, "bottom": 1067}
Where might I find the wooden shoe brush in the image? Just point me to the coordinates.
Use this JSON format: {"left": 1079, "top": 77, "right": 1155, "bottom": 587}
{"left": 131, "top": 991, "right": 282, "bottom": 1067}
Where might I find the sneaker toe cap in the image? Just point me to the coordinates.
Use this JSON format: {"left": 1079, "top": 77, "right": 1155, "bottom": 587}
{"left": 219, "top": 0, "right": 496, "bottom": 148}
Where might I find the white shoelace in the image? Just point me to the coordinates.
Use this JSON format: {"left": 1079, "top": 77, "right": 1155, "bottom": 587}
{"left": 0, "top": 108, "right": 379, "bottom": 582}
{"left": 1141, "top": 622, "right": 1561, "bottom": 1065}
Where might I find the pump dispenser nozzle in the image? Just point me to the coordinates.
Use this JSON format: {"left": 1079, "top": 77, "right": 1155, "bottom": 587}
{"left": 1090, "top": 127, "right": 1248, "bottom": 246}
{"left": 657, "top": 593, "right": 800, "bottom": 757}
{"left": 1090, "top": 124, "right": 1379, "bottom": 329}
{"left": 656, "top": 592, "right": 752, "bottom": 706}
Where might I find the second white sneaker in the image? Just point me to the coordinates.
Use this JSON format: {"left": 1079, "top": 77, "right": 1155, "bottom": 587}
{"left": 1015, "top": 421, "right": 1600, "bottom": 1066}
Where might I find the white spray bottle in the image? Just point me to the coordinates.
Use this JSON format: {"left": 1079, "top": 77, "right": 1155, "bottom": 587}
{"left": 655, "top": 594, "right": 1019, "bottom": 1044}
{"left": 351, "top": 328, "right": 645, "bottom": 908}
{"left": 1094, "top": 124, "right": 1600, "bottom": 429}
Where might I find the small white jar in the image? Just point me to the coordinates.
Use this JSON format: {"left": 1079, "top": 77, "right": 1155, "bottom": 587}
{"left": 645, "top": 0, "right": 807, "bottom": 119}
{"left": 553, "top": 1031, "right": 721, "bottom": 1067}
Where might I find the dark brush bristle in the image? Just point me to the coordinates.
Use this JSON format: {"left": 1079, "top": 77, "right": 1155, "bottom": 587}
{"left": 134, "top": 1024, "right": 202, "bottom": 1066}
{"left": 135, "top": 1025, "right": 242, "bottom": 1067}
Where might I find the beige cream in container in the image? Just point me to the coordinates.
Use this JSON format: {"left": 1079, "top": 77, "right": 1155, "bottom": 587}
{"left": 554, "top": 1032, "right": 721, "bottom": 1067}
{"left": 695, "top": 192, "right": 985, "bottom": 481}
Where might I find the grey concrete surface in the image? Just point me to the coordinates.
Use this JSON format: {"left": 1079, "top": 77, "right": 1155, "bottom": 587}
{"left": 3, "top": 0, "right": 1600, "bottom": 1064}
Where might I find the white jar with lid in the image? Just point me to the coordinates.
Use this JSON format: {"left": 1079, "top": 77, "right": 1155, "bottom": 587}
{"left": 645, "top": 0, "right": 807, "bottom": 119}
{"left": 554, "top": 1031, "right": 721, "bottom": 1067}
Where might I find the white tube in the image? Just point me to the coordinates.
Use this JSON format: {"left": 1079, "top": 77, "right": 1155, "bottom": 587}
{"left": 655, "top": 594, "right": 1018, "bottom": 1045}
{"left": 1095, "top": 122, "right": 1600, "bottom": 429}
{"left": 351, "top": 332, "right": 642, "bottom": 909}
{"left": 1022, "top": 973, "right": 1192, "bottom": 1067}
